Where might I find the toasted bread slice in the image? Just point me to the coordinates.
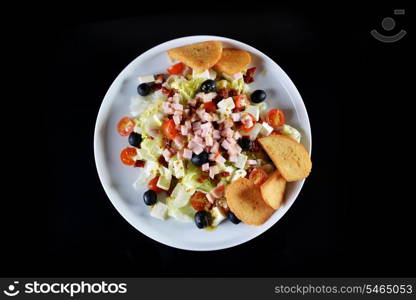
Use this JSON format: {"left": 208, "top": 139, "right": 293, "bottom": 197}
{"left": 213, "top": 48, "right": 251, "bottom": 75}
{"left": 258, "top": 134, "right": 312, "bottom": 182}
{"left": 225, "top": 178, "right": 274, "bottom": 226}
{"left": 260, "top": 170, "right": 286, "bottom": 209}
{"left": 167, "top": 41, "right": 222, "bottom": 73}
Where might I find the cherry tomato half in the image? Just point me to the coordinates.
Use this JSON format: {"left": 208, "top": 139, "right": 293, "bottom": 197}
{"left": 266, "top": 109, "right": 285, "bottom": 128}
{"left": 203, "top": 101, "right": 217, "bottom": 112}
{"left": 148, "top": 176, "right": 164, "bottom": 193}
{"left": 233, "top": 94, "right": 249, "bottom": 111}
{"left": 190, "top": 192, "right": 209, "bottom": 211}
{"left": 120, "top": 147, "right": 137, "bottom": 166}
{"left": 117, "top": 117, "right": 135, "bottom": 136}
{"left": 162, "top": 119, "right": 178, "bottom": 140}
{"left": 167, "top": 62, "right": 185, "bottom": 75}
{"left": 239, "top": 113, "right": 257, "bottom": 132}
{"left": 248, "top": 168, "right": 268, "bottom": 186}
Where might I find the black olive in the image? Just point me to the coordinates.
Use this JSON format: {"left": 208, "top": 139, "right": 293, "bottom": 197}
{"left": 237, "top": 137, "right": 252, "bottom": 151}
{"left": 143, "top": 190, "right": 157, "bottom": 206}
{"left": 228, "top": 211, "right": 241, "bottom": 224}
{"left": 137, "top": 83, "right": 151, "bottom": 96}
{"left": 251, "top": 89, "right": 267, "bottom": 103}
{"left": 195, "top": 210, "right": 211, "bottom": 229}
{"left": 200, "top": 79, "right": 216, "bottom": 93}
{"left": 191, "top": 151, "right": 209, "bottom": 166}
{"left": 128, "top": 132, "right": 142, "bottom": 148}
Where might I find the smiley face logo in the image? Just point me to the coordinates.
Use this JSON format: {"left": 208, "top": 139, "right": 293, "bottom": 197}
{"left": 371, "top": 9, "right": 406, "bottom": 43}
{"left": 3, "top": 282, "right": 20, "bottom": 297}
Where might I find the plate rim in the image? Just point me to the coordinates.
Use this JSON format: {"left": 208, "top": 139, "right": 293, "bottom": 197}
{"left": 94, "top": 35, "right": 312, "bottom": 251}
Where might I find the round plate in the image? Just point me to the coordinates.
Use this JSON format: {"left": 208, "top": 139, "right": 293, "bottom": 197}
{"left": 94, "top": 35, "right": 311, "bottom": 251}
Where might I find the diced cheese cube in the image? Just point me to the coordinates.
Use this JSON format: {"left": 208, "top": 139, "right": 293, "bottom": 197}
{"left": 152, "top": 113, "right": 163, "bottom": 127}
{"left": 233, "top": 154, "right": 248, "bottom": 169}
{"left": 244, "top": 105, "right": 260, "bottom": 121}
{"left": 172, "top": 159, "right": 185, "bottom": 179}
{"left": 138, "top": 75, "right": 155, "bottom": 83}
{"left": 248, "top": 123, "right": 263, "bottom": 140}
{"left": 170, "top": 183, "right": 192, "bottom": 208}
{"left": 211, "top": 207, "right": 227, "bottom": 227}
{"left": 231, "top": 169, "right": 247, "bottom": 182}
{"left": 281, "top": 124, "right": 302, "bottom": 143}
{"left": 221, "top": 72, "right": 234, "bottom": 82}
{"left": 156, "top": 167, "right": 172, "bottom": 191}
{"left": 150, "top": 202, "right": 168, "bottom": 220}
{"left": 208, "top": 69, "right": 217, "bottom": 80}
{"left": 260, "top": 122, "right": 273, "bottom": 136}
{"left": 217, "top": 97, "right": 235, "bottom": 117}
{"left": 192, "top": 69, "right": 210, "bottom": 79}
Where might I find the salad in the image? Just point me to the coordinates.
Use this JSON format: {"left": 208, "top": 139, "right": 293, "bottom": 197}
{"left": 116, "top": 44, "right": 303, "bottom": 229}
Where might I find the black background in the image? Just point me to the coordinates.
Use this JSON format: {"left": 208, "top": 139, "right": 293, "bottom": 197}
{"left": 3, "top": 4, "right": 413, "bottom": 278}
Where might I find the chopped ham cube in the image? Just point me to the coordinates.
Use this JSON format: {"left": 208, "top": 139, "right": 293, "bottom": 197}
{"left": 205, "top": 135, "right": 213, "bottom": 146}
{"left": 177, "top": 150, "right": 184, "bottom": 159}
{"left": 192, "top": 136, "right": 203, "bottom": 144}
{"left": 224, "top": 117, "right": 234, "bottom": 129}
{"left": 162, "top": 149, "right": 172, "bottom": 161}
{"left": 196, "top": 109, "right": 206, "bottom": 119}
{"left": 185, "top": 120, "right": 192, "bottom": 129}
{"left": 221, "top": 140, "right": 230, "bottom": 150}
{"left": 200, "top": 122, "right": 212, "bottom": 130}
{"left": 231, "top": 112, "right": 241, "bottom": 122}
{"left": 206, "top": 192, "right": 215, "bottom": 204}
{"left": 192, "top": 121, "right": 201, "bottom": 130}
{"left": 173, "top": 103, "right": 183, "bottom": 111}
{"left": 180, "top": 125, "right": 188, "bottom": 135}
{"left": 221, "top": 127, "right": 234, "bottom": 138}
{"left": 232, "top": 72, "right": 243, "bottom": 80}
{"left": 190, "top": 114, "right": 198, "bottom": 122}
{"left": 188, "top": 98, "right": 197, "bottom": 107}
{"left": 209, "top": 165, "right": 219, "bottom": 179}
{"left": 228, "top": 154, "right": 238, "bottom": 162}
{"left": 201, "top": 163, "right": 210, "bottom": 172}
{"left": 183, "top": 148, "right": 193, "bottom": 159}
{"left": 202, "top": 112, "right": 213, "bottom": 122}
{"left": 193, "top": 144, "right": 204, "bottom": 155}
{"left": 210, "top": 142, "right": 219, "bottom": 153}
{"left": 184, "top": 108, "right": 190, "bottom": 116}
{"left": 209, "top": 153, "right": 216, "bottom": 161}
{"left": 173, "top": 136, "right": 184, "bottom": 148}
{"left": 233, "top": 131, "right": 241, "bottom": 140}
{"left": 212, "top": 113, "right": 219, "bottom": 122}
{"left": 172, "top": 93, "right": 180, "bottom": 103}
{"left": 213, "top": 130, "right": 221, "bottom": 139}
{"left": 173, "top": 115, "right": 181, "bottom": 125}
{"left": 226, "top": 137, "right": 237, "bottom": 145}
{"left": 215, "top": 154, "right": 226, "bottom": 164}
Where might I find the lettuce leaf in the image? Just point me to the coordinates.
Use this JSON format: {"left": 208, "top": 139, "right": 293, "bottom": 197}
{"left": 181, "top": 163, "right": 215, "bottom": 193}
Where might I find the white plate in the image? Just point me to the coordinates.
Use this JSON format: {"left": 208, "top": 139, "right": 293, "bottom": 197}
{"left": 94, "top": 35, "right": 311, "bottom": 251}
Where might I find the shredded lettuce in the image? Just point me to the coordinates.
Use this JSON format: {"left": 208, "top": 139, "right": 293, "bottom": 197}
{"left": 135, "top": 99, "right": 164, "bottom": 137}
{"left": 138, "top": 138, "right": 163, "bottom": 162}
{"left": 216, "top": 78, "right": 248, "bottom": 94}
{"left": 181, "top": 163, "right": 215, "bottom": 193}
{"left": 281, "top": 124, "right": 302, "bottom": 143}
{"left": 166, "top": 201, "right": 196, "bottom": 222}
{"left": 167, "top": 75, "right": 205, "bottom": 102}
{"left": 168, "top": 183, "right": 193, "bottom": 208}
